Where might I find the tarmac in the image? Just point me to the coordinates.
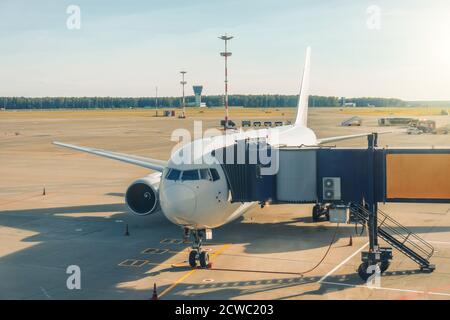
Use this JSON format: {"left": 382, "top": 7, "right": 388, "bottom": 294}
{"left": 1, "top": 108, "right": 450, "bottom": 299}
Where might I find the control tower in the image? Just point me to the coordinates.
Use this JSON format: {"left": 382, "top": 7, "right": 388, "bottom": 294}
{"left": 193, "top": 85, "right": 203, "bottom": 107}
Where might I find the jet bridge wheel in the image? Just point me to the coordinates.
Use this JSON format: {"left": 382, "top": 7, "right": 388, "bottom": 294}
{"left": 313, "top": 204, "right": 329, "bottom": 222}
{"left": 312, "top": 204, "right": 321, "bottom": 222}
{"left": 358, "top": 262, "right": 376, "bottom": 281}
{"left": 380, "top": 261, "right": 390, "bottom": 273}
{"left": 358, "top": 262, "right": 389, "bottom": 281}
{"left": 189, "top": 250, "right": 198, "bottom": 268}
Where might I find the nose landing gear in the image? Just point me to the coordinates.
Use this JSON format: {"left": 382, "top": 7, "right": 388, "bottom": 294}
{"left": 186, "top": 229, "right": 210, "bottom": 268}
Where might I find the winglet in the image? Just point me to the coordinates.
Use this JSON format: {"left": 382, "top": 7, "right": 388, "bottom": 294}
{"left": 294, "top": 46, "right": 311, "bottom": 127}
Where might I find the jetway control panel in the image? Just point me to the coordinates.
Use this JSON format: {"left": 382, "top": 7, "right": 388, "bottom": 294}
{"left": 216, "top": 139, "right": 450, "bottom": 204}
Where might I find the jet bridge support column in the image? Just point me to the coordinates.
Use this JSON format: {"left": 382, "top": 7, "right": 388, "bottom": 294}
{"left": 367, "top": 133, "right": 378, "bottom": 251}
{"left": 358, "top": 133, "right": 393, "bottom": 281}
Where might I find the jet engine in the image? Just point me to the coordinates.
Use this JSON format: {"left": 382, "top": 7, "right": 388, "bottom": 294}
{"left": 125, "top": 173, "right": 161, "bottom": 216}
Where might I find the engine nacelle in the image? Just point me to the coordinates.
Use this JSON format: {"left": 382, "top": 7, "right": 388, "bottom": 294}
{"left": 125, "top": 173, "right": 161, "bottom": 216}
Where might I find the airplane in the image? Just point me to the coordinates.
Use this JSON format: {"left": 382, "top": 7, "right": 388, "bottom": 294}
{"left": 54, "top": 47, "right": 378, "bottom": 268}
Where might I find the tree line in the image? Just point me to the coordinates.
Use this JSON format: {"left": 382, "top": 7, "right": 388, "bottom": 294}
{"left": 0, "top": 95, "right": 407, "bottom": 109}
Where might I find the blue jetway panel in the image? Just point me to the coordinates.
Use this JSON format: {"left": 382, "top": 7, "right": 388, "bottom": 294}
{"left": 316, "top": 149, "right": 373, "bottom": 203}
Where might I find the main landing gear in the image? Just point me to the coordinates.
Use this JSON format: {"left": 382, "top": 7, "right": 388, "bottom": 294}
{"left": 186, "top": 229, "right": 210, "bottom": 268}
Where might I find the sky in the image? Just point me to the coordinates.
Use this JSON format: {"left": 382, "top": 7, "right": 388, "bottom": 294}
{"left": 0, "top": 0, "right": 449, "bottom": 100}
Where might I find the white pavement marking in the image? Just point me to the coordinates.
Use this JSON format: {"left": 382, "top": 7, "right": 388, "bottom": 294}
{"left": 320, "top": 280, "right": 450, "bottom": 297}
{"left": 318, "top": 242, "right": 369, "bottom": 283}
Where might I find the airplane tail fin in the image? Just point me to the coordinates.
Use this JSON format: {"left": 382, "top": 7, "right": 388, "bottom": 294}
{"left": 294, "top": 47, "right": 311, "bottom": 127}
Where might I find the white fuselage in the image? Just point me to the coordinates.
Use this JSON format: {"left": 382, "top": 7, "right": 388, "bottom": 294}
{"left": 159, "top": 125, "right": 317, "bottom": 230}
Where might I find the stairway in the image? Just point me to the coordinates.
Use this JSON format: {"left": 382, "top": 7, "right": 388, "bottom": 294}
{"left": 350, "top": 204, "right": 435, "bottom": 271}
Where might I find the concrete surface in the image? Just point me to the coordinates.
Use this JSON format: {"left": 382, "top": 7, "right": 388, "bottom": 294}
{"left": 1, "top": 108, "right": 449, "bottom": 299}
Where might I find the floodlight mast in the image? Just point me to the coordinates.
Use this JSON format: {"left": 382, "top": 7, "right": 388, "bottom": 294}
{"left": 219, "top": 34, "right": 233, "bottom": 129}
{"left": 180, "top": 71, "right": 187, "bottom": 117}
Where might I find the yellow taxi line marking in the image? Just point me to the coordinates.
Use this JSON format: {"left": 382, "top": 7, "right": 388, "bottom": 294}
{"left": 158, "top": 269, "right": 197, "bottom": 298}
{"left": 158, "top": 243, "right": 231, "bottom": 298}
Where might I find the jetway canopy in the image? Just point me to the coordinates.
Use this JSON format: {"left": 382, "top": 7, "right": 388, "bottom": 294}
{"left": 216, "top": 141, "right": 450, "bottom": 204}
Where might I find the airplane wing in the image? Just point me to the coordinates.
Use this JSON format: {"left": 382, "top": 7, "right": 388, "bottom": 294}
{"left": 53, "top": 141, "right": 167, "bottom": 172}
{"left": 317, "top": 131, "right": 393, "bottom": 145}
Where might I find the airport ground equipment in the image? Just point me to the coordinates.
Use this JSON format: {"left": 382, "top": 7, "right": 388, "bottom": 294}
{"left": 407, "top": 119, "right": 437, "bottom": 134}
{"left": 328, "top": 205, "right": 348, "bottom": 223}
{"left": 241, "top": 120, "right": 283, "bottom": 128}
{"left": 341, "top": 116, "right": 362, "bottom": 126}
{"left": 436, "top": 126, "right": 449, "bottom": 135}
{"left": 406, "top": 126, "right": 423, "bottom": 135}
{"left": 220, "top": 119, "right": 236, "bottom": 129}
{"left": 378, "top": 117, "right": 416, "bottom": 126}
{"left": 215, "top": 134, "right": 450, "bottom": 280}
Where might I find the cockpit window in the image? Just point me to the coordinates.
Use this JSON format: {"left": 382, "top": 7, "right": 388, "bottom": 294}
{"left": 210, "top": 168, "right": 220, "bottom": 181}
{"left": 199, "top": 169, "right": 212, "bottom": 181}
{"left": 166, "top": 169, "right": 181, "bottom": 181}
{"left": 181, "top": 170, "right": 199, "bottom": 181}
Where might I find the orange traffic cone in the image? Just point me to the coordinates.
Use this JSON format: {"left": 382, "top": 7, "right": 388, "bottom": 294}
{"left": 151, "top": 283, "right": 158, "bottom": 300}
{"left": 43, "top": 188, "right": 46, "bottom": 196}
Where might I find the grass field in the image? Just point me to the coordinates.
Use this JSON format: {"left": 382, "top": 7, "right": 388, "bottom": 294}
{"left": 1, "top": 106, "right": 449, "bottom": 120}
{"left": 338, "top": 107, "right": 449, "bottom": 117}
{"left": 0, "top": 107, "right": 296, "bottom": 119}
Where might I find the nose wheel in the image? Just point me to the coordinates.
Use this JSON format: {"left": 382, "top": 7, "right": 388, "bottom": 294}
{"left": 187, "top": 229, "right": 210, "bottom": 268}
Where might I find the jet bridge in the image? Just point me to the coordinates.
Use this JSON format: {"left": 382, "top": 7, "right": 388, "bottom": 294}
{"left": 216, "top": 134, "right": 450, "bottom": 280}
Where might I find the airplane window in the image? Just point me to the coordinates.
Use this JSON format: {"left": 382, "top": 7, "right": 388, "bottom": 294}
{"left": 166, "top": 169, "right": 181, "bottom": 181}
{"left": 199, "top": 169, "right": 212, "bottom": 180}
{"left": 181, "top": 170, "right": 199, "bottom": 181}
{"left": 210, "top": 168, "right": 220, "bottom": 181}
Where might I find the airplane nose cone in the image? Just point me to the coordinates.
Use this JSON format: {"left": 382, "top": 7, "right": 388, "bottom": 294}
{"left": 160, "top": 184, "right": 197, "bottom": 225}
